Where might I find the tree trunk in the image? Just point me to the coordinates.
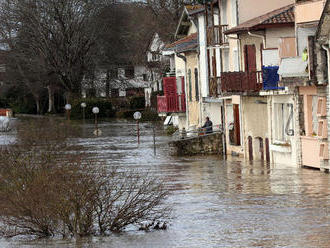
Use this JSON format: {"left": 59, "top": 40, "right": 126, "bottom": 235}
{"left": 35, "top": 97, "right": 40, "bottom": 115}
{"left": 47, "top": 85, "right": 56, "bottom": 113}
{"left": 106, "top": 70, "right": 110, "bottom": 98}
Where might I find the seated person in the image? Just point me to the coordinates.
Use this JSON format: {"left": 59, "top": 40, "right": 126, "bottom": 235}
{"left": 202, "top": 117, "right": 213, "bottom": 134}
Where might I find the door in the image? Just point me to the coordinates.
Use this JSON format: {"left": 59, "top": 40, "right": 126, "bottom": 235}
{"left": 248, "top": 136, "right": 253, "bottom": 161}
{"left": 163, "top": 77, "right": 177, "bottom": 96}
{"left": 259, "top": 138, "right": 264, "bottom": 161}
{"left": 233, "top": 104, "right": 241, "bottom": 146}
{"left": 244, "top": 45, "right": 257, "bottom": 90}
{"left": 244, "top": 45, "right": 256, "bottom": 72}
{"left": 265, "top": 138, "right": 270, "bottom": 163}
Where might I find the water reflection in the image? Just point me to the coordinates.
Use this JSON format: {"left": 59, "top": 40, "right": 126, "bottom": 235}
{"left": 1, "top": 119, "right": 330, "bottom": 248}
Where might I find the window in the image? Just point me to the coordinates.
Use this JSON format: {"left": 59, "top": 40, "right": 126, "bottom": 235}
{"left": 110, "top": 69, "right": 118, "bottom": 79}
{"left": 143, "top": 74, "right": 148, "bottom": 81}
{"left": 188, "top": 69, "right": 192, "bottom": 102}
{"left": 125, "top": 67, "right": 134, "bottom": 78}
{"left": 279, "top": 38, "right": 296, "bottom": 58}
{"left": 223, "top": 49, "right": 230, "bottom": 72}
{"left": 274, "top": 103, "right": 294, "bottom": 142}
{"left": 0, "top": 64, "right": 5, "bottom": 72}
{"left": 194, "top": 68, "right": 199, "bottom": 101}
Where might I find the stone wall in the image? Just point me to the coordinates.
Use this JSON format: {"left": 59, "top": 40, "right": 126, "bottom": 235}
{"left": 170, "top": 132, "right": 223, "bottom": 156}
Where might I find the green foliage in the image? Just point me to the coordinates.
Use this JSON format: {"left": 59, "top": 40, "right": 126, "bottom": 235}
{"left": 151, "top": 91, "right": 163, "bottom": 98}
{"left": 141, "top": 109, "right": 160, "bottom": 122}
{"left": 116, "top": 110, "right": 136, "bottom": 119}
{"left": 165, "top": 125, "right": 178, "bottom": 136}
{"left": 70, "top": 98, "right": 115, "bottom": 119}
{"left": 129, "top": 96, "right": 145, "bottom": 110}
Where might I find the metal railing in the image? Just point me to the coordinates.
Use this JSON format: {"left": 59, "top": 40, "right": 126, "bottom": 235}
{"left": 172, "top": 124, "right": 223, "bottom": 141}
{"left": 221, "top": 71, "right": 263, "bottom": 92}
{"left": 157, "top": 94, "right": 186, "bottom": 113}
{"left": 207, "top": 25, "right": 229, "bottom": 46}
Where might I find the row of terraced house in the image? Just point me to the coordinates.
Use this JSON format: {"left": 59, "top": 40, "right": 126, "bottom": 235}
{"left": 155, "top": 0, "right": 330, "bottom": 172}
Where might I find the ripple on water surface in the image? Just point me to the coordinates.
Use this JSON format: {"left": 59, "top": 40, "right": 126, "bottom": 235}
{"left": 1, "top": 119, "right": 330, "bottom": 248}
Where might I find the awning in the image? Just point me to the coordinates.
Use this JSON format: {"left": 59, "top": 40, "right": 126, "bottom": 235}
{"left": 278, "top": 57, "right": 308, "bottom": 78}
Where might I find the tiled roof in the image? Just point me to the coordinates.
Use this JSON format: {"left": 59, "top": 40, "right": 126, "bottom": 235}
{"left": 185, "top": 4, "right": 205, "bottom": 15}
{"left": 165, "top": 33, "right": 198, "bottom": 53}
{"left": 225, "top": 4, "right": 294, "bottom": 35}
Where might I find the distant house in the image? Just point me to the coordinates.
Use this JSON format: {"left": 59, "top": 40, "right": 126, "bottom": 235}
{"left": 144, "top": 33, "right": 170, "bottom": 108}
{"left": 82, "top": 65, "right": 149, "bottom": 98}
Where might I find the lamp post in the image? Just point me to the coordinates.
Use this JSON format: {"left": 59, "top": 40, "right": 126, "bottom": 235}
{"left": 65, "top": 104, "right": 71, "bottom": 121}
{"left": 92, "top": 107, "right": 100, "bottom": 136}
{"left": 133, "top": 111, "right": 142, "bottom": 144}
{"left": 81, "top": 102, "right": 86, "bottom": 122}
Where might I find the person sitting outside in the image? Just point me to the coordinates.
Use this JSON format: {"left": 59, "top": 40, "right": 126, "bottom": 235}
{"left": 202, "top": 117, "right": 213, "bottom": 134}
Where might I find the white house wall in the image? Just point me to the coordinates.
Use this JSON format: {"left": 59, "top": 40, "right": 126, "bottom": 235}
{"left": 265, "top": 27, "right": 295, "bottom": 48}
{"left": 175, "top": 55, "right": 186, "bottom": 77}
{"left": 198, "top": 14, "right": 209, "bottom": 98}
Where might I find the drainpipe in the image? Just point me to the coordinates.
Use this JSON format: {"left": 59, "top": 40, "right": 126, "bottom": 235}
{"left": 322, "top": 44, "right": 330, "bottom": 84}
{"left": 248, "top": 31, "right": 266, "bottom": 49}
{"left": 176, "top": 52, "right": 189, "bottom": 131}
{"left": 322, "top": 44, "right": 330, "bottom": 169}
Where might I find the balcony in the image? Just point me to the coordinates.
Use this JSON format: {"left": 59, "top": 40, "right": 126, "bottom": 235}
{"left": 207, "top": 25, "right": 228, "bottom": 46}
{"left": 157, "top": 94, "right": 186, "bottom": 113}
{"left": 221, "top": 71, "right": 262, "bottom": 92}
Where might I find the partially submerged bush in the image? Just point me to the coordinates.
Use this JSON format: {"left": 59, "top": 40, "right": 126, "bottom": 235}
{"left": 0, "top": 119, "right": 170, "bottom": 238}
{"left": 165, "top": 125, "right": 178, "bottom": 136}
{"left": 70, "top": 98, "right": 115, "bottom": 119}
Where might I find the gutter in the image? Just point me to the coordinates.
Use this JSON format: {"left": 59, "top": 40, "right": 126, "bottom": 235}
{"left": 248, "top": 31, "right": 266, "bottom": 49}
{"left": 322, "top": 44, "right": 330, "bottom": 84}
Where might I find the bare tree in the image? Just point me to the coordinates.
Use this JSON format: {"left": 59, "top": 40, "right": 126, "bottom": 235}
{"left": 0, "top": 119, "right": 171, "bottom": 238}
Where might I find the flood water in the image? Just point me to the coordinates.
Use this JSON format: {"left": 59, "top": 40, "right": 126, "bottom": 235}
{"left": 1, "top": 119, "right": 330, "bottom": 248}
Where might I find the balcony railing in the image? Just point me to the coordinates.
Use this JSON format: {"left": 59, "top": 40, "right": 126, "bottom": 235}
{"left": 221, "top": 71, "right": 263, "bottom": 92}
{"left": 157, "top": 94, "right": 186, "bottom": 113}
{"left": 207, "top": 25, "right": 228, "bottom": 46}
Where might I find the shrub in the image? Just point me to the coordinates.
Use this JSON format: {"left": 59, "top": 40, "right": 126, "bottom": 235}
{"left": 141, "top": 109, "right": 160, "bottom": 122}
{"left": 70, "top": 98, "right": 115, "bottom": 119}
{"left": 165, "top": 125, "right": 178, "bottom": 136}
{"left": 116, "top": 110, "right": 136, "bottom": 119}
{"left": 129, "top": 96, "right": 145, "bottom": 110}
{"left": 0, "top": 119, "right": 171, "bottom": 238}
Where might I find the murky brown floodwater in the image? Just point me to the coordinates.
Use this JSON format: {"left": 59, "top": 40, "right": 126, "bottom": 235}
{"left": 1, "top": 119, "right": 330, "bottom": 248}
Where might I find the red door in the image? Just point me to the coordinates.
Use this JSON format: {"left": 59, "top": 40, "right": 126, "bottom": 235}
{"left": 244, "top": 45, "right": 257, "bottom": 90}
{"left": 163, "top": 77, "right": 177, "bottom": 96}
{"left": 244, "top": 45, "right": 256, "bottom": 72}
{"left": 233, "top": 104, "right": 241, "bottom": 146}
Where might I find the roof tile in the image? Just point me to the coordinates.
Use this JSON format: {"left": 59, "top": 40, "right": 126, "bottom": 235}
{"left": 225, "top": 4, "right": 294, "bottom": 35}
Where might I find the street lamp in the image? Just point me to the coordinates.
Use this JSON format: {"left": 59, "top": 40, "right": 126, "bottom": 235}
{"left": 81, "top": 102, "right": 86, "bottom": 121}
{"left": 92, "top": 107, "right": 101, "bottom": 136}
{"left": 133, "top": 111, "right": 142, "bottom": 144}
{"left": 65, "top": 104, "right": 71, "bottom": 120}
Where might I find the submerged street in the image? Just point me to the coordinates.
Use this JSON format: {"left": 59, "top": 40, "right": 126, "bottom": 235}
{"left": 1, "top": 119, "right": 330, "bottom": 248}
